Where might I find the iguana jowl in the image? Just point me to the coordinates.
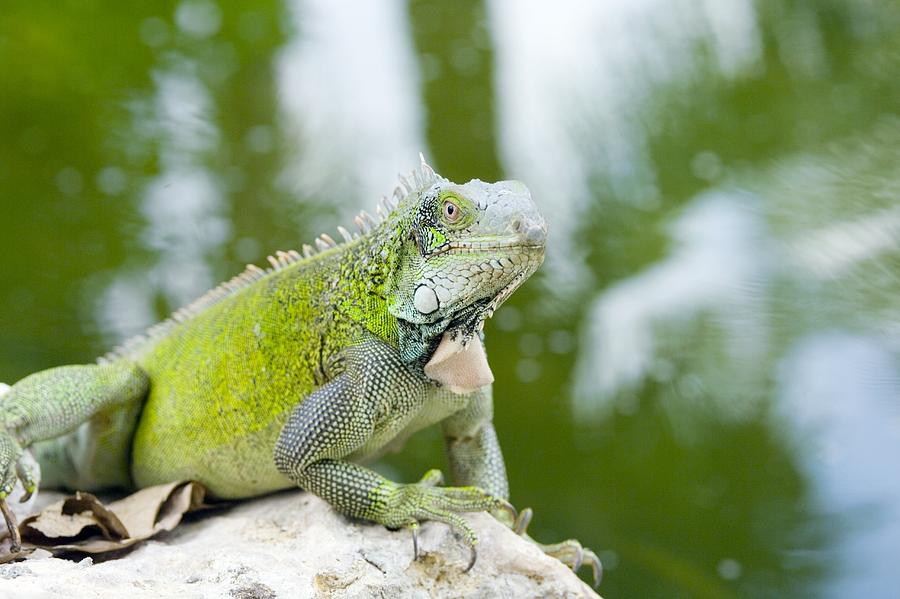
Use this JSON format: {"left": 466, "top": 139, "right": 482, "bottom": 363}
{"left": 0, "top": 158, "right": 599, "bottom": 584}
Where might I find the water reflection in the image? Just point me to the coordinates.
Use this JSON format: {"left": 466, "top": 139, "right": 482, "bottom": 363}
{"left": 778, "top": 332, "right": 900, "bottom": 598}
{"left": 488, "top": 0, "right": 899, "bottom": 595}
{"left": 573, "top": 190, "right": 771, "bottom": 424}
{"left": 276, "top": 0, "right": 425, "bottom": 220}
{"left": 97, "top": 67, "right": 228, "bottom": 342}
{"left": 488, "top": 0, "right": 763, "bottom": 297}
{"left": 0, "top": 0, "right": 898, "bottom": 596}
{"left": 96, "top": 0, "right": 428, "bottom": 343}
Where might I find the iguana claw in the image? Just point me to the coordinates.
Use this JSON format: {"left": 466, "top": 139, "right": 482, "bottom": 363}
{"left": 390, "top": 470, "right": 511, "bottom": 574}
{"left": 0, "top": 432, "right": 29, "bottom": 555}
{"left": 407, "top": 517, "right": 478, "bottom": 574}
{"left": 0, "top": 499, "right": 21, "bottom": 554}
{"left": 538, "top": 539, "right": 602, "bottom": 587}
{"left": 496, "top": 498, "right": 518, "bottom": 524}
{"left": 508, "top": 506, "right": 603, "bottom": 588}
{"left": 408, "top": 522, "right": 420, "bottom": 560}
{"left": 513, "top": 506, "right": 533, "bottom": 535}
{"left": 464, "top": 545, "right": 477, "bottom": 573}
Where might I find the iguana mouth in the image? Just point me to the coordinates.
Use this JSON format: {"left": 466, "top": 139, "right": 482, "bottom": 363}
{"left": 448, "top": 240, "right": 543, "bottom": 250}
{"left": 431, "top": 236, "right": 545, "bottom": 256}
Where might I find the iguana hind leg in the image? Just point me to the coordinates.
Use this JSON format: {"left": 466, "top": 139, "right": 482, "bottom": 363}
{"left": 274, "top": 337, "right": 513, "bottom": 570}
{"left": 0, "top": 362, "right": 149, "bottom": 553}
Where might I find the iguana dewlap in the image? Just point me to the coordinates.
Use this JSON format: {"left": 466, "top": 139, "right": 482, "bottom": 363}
{"left": 424, "top": 332, "right": 494, "bottom": 394}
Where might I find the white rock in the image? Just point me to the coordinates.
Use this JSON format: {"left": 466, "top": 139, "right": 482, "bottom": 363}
{"left": 0, "top": 491, "right": 600, "bottom": 598}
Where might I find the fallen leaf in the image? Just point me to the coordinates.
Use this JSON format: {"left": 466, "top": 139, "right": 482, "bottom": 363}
{"left": 17, "top": 481, "right": 210, "bottom": 555}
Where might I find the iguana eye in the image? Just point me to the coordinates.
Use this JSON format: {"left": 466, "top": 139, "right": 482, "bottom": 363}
{"left": 442, "top": 199, "right": 461, "bottom": 223}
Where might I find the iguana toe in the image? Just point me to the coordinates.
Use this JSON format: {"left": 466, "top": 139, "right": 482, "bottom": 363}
{"left": 538, "top": 539, "right": 603, "bottom": 587}
{"left": 15, "top": 458, "right": 37, "bottom": 503}
{"left": 418, "top": 468, "right": 444, "bottom": 487}
{"left": 507, "top": 505, "right": 603, "bottom": 587}
{"left": 382, "top": 473, "right": 507, "bottom": 572}
{"left": 513, "top": 506, "right": 533, "bottom": 535}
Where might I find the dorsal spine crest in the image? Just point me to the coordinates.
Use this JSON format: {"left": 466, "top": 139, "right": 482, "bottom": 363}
{"left": 99, "top": 157, "right": 439, "bottom": 364}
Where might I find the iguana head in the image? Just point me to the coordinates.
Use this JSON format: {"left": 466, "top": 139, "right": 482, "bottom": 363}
{"left": 385, "top": 164, "right": 546, "bottom": 379}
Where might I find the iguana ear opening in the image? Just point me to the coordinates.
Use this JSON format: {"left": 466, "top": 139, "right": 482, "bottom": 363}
{"left": 423, "top": 332, "right": 494, "bottom": 395}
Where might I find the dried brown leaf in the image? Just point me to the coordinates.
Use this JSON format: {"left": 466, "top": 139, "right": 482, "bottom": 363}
{"left": 17, "top": 481, "right": 209, "bottom": 555}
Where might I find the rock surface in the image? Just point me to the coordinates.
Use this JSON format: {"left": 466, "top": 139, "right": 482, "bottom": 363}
{"left": 1, "top": 490, "right": 599, "bottom": 598}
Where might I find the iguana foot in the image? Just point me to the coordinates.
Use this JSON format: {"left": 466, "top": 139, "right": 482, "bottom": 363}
{"left": 0, "top": 433, "right": 34, "bottom": 554}
{"left": 510, "top": 507, "right": 602, "bottom": 587}
{"left": 383, "top": 469, "right": 516, "bottom": 572}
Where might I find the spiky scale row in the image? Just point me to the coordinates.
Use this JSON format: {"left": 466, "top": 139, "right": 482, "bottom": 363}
{"left": 267, "top": 250, "right": 302, "bottom": 271}
{"left": 315, "top": 236, "right": 333, "bottom": 252}
{"left": 362, "top": 210, "right": 378, "bottom": 230}
{"left": 99, "top": 159, "right": 439, "bottom": 365}
{"left": 399, "top": 174, "right": 412, "bottom": 194}
{"left": 337, "top": 226, "right": 353, "bottom": 243}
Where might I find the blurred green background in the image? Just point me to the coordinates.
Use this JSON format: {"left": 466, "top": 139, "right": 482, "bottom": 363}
{"left": 2, "top": 0, "right": 899, "bottom": 596}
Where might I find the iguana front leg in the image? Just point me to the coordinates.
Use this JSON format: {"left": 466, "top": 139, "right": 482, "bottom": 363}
{"left": 441, "top": 385, "right": 602, "bottom": 586}
{"left": 0, "top": 362, "right": 149, "bottom": 552}
{"left": 273, "top": 338, "right": 512, "bottom": 569}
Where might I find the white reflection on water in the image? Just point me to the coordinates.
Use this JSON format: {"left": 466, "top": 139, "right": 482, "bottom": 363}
{"left": 793, "top": 206, "right": 900, "bottom": 278}
{"left": 95, "top": 65, "right": 229, "bottom": 342}
{"left": 488, "top": 0, "right": 761, "bottom": 295}
{"left": 777, "top": 332, "right": 900, "bottom": 598}
{"left": 764, "top": 120, "right": 900, "bottom": 349}
{"left": 277, "top": 0, "right": 426, "bottom": 222}
{"left": 785, "top": 200, "right": 900, "bottom": 280}
{"left": 572, "top": 190, "right": 771, "bottom": 420}
{"left": 568, "top": 113, "right": 900, "bottom": 586}
{"left": 95, "top": 0, "right": 425, "bottom": 343}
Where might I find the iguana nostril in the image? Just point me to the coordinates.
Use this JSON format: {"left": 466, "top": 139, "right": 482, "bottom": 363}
{"left": 524, "top": 224, "right": 545, "bottom": 245}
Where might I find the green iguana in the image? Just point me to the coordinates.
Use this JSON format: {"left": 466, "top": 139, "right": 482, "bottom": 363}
{"left": 0, "top": 157, "right": 600, "bottom": 585}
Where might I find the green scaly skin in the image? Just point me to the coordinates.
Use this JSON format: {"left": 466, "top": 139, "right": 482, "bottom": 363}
{"left": 0, "top": 159, "right": 600, "bottom": 585}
